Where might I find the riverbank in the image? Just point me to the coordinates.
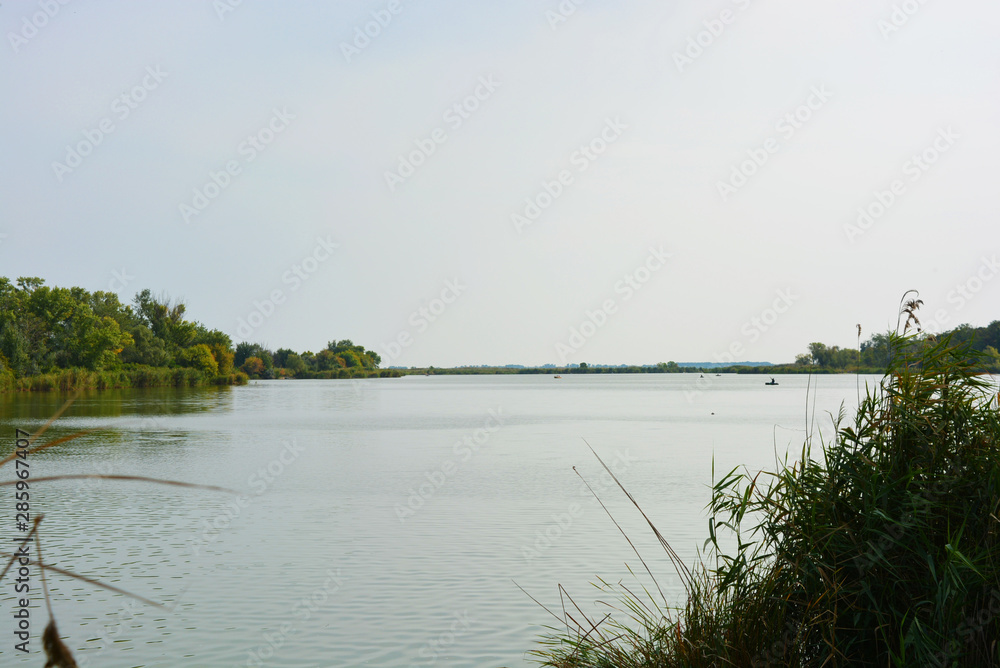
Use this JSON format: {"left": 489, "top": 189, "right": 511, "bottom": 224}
{"left": 530, "top": 333, "right": 1000, "bottom": 667}
{"left": 0, "top": 366, "right": 412, "bottom": 392}
{"left": 394, "top": 364, "right": 886, "bottom": 376}
{"left": 0, "top": 366, "right": 249, "bottom": 393}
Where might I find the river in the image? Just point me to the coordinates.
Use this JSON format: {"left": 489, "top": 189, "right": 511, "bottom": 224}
{"left": 0, "top": 373, "right": 873, "bottom": 667}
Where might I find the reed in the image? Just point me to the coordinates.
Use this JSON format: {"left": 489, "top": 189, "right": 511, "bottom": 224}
{"left": 1, "top": 366, "right": 249, "bottom": 393}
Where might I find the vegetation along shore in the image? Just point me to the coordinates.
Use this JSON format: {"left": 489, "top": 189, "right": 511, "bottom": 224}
{"left": 0, "top": 277, "right": 396, "bottom": 393}
{"left": 3, "top": 276, "right": 997, "bottom": 391}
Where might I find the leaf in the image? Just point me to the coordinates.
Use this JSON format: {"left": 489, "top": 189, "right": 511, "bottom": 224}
{"left": 42, "top": 620, "right": 78, "bottom": 668}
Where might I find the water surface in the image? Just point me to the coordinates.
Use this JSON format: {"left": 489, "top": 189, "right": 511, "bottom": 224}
{"left": 0, "top": 374, "right": 872, "bottom": 666}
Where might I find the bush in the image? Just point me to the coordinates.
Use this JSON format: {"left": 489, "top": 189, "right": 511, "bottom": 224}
{"left": 211, "top": 371, "right": 249, "bottom": 386}
{"left": 0, "top": 364, "right": 250, "bottom": 392}
{"left": 178, "top": 344, "right": 219, "bottom": 375}
{"left": 210, "top": 343, "right": 235, "bottom": 375}
{"left": 240, "top": 356, "right": 265, "bottom": 378}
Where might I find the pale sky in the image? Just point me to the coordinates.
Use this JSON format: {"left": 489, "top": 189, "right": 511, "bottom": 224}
{"left": 2, "top": 0, "right": 998, "bottom": 367}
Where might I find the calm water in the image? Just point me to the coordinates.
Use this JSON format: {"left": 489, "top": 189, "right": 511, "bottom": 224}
{"left": 0, "top": 374, "right": 873, "bottom": 667}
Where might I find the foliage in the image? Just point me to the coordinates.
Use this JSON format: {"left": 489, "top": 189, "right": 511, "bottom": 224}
{"left": 255, "top": 338, "right": 384, "bottom": 378}
{"left": 0, "top": 277, "right": 232, "bottom": 384}
{"left": 0, "top": 366, "right": 248, "bottom": 391}
{"left": 1, "top": 276, "right": 420, "bottom": 390}
{"left": 133, "top": 288, "right": 196, "bottom": 352}
{"left": 234, "top": 342, "right": 273, "bottom": 370}
{"left": 798, "top": 323, "right": 1000, "bottom": 371}
{"left": 177, "top": 343, "right": 219, "bottom": 375}
{"left": 210, "top": 343, "right": 235, "bottom": 375}
{"left": 240, "top": 356, "right": 266, "bottom": 378}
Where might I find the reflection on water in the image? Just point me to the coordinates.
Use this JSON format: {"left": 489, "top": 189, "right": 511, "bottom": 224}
{"left": 0, "top": 385, "right": 234, "bottom": 424}
{"left": 0, "top": 375, "right": 870, "bottom": 666}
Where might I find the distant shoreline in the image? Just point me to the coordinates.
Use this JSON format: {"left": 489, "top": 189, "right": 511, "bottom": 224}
{"left": 1, "top": 364, "right": 876, "bottom": 393}
{"left": 391, "top": 364, "right": 887, "bottom": 376}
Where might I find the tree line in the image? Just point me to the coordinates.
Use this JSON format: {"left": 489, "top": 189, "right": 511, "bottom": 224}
{"left": 795, "top": 321, "right": 1000, "bottom": 371}
{"left": 232, "top": 340, "right": 386, "bottom": 379}
{"left": 0, "top": 276, "right": 389, "bottom": 387}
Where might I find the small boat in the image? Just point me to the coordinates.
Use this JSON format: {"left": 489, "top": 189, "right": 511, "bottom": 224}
{"left": 765, "top": 377, "right": 778, "bottom": 386}
{"left": 554, "top": 375, "right": 562, "bottom": 379}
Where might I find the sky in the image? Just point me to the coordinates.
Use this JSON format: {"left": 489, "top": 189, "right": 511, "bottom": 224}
{"left": 1, "top": 0, "right": 998, "bottom": 367}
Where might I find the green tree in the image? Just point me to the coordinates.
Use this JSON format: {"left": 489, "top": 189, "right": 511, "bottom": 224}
{"left": 984, "top": 345, "right": 1000, "bottom": 372}
{"left": 178, "top": 344, "right": 219, "bottom": 375}
{"left": 192, "top": 325, "right": 232, "bottom": 350}
{"left": 133, "top": 289, "right": 197, "bottom": 351}
{"left": 315, "top": 348, "right": 338, "bottom": 371}
{"left": 235, "top": 342, "right": 273, "bottom": 370}
{"left": 192, "top": 325, "right": 234, "bottom": 374}
{"left": 71, "top": 313, "right": 133, "bottom": 370}
{"left": 240, "top": 356, "right": 265, "bottom": 378}
{"left": 272, "top": 348, "right": 295, "bottom": 368}
{"left": 284, "top": 353, "right": 306, "bottom": 374}
{"left": 17, "top": 285, "right": 132, "bottom": 371}
{"left": 339, "top": 350, "right": 362, "bottom": 368}
{"left": 860, "top": 332, "right": 892, "bottom": 368}
{"left": 210, "top": 344, "right": 235, "bottom": 375}
{"left": 15, "top": 277, "right": 44, "bottom": 293}
{"left": 121, "top": 324, "right": 171, "bottom": 367}
{"left": 326, "top": 339, "right": 380, "bottom": 370}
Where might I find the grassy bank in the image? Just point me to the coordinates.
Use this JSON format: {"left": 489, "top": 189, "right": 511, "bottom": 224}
{"left": 282, "top": 368, "right": 403, "bottom": 380}
{"left": 0, "top": 366, "right": 404, "bottom": 392}
{"left": 0, "top": 366, "right": 249, "bottom": 393}
{"left": 532, "top": 331, "right": 1000, "bottom": 667}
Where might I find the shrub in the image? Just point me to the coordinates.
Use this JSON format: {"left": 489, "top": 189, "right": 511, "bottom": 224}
{"left": 178, "top": 344, "right": 219, "bottom": 376}
{"left": 240, "top": 356, "right": 265, "bottom": 378}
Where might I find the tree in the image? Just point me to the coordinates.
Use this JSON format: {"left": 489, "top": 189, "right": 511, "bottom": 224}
{"left": 0, "top": 322, "right": 32, "bottom": 375}
{"left": 982, "top": 320, "right": 1000, "bottom": 351}
{"left": 210, "top": 344, "right": 235, "bottom": 375}
{"left": 71, "top": 314, "right": 133, "bottom": 370}
{"left": 860, "top": 333, "right": 892, "bottom": 368}
{"left": 240, "top": 356, "right": 265, "bottom": 378}
{"left": 315, "top": 349, "right": 338, "bottom": 371}
{"left": 16, "top": 286, "right": 132, "bottom": 371}
{"left": 235, "top": 342, "right": 273, "bottom": 370}
{"left": 178, "top": 344, "right": 218, "bottom": 375}
{"left": 284, "top": 353, "right": 306, "bottom": 375}
{"left": 984, "top": 345, "right": 1000, "bottom": 372}
{"left": 272, "top": 348, "right": 295, "bottom": 368}
{"left": 133, "top": 289, "right": 197, "bottom": 351}
{"left": 325, "top": 339, "right": 380, "bottom": 369}
{"left": 193, "top": 325, "right": 232, "bottom": 350}
{"left": 340, "top": 350, "right": 362, "bottom": 368}
{"left": 15, "top": 276, "right": 44, "bottom": 293}
{"left": 807, "top": 342, "right": 854, "bottom": 368}
{"left": 121, "top": 324, "right": 171, "bottom": 367}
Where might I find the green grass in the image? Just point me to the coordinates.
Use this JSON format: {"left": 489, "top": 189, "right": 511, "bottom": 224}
{"left": 0, "top": 366, "right": 249, "bottom": 392}
{"left": 532, "top": 330, "right": 1000, "bottom": 667}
